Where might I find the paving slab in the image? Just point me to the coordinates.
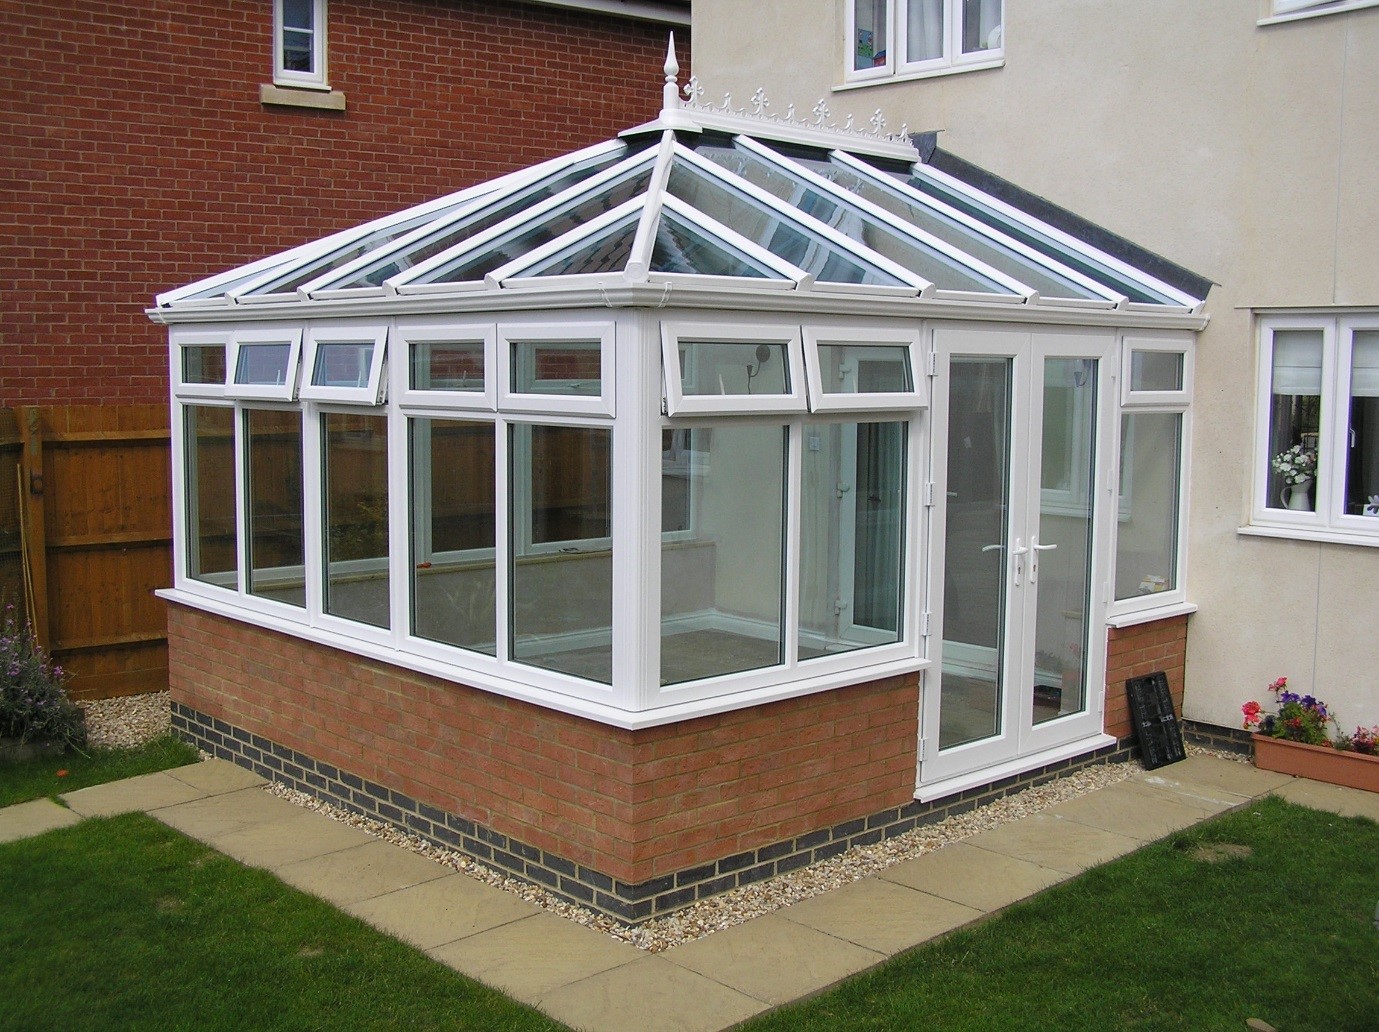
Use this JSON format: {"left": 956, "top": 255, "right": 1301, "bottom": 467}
{"left": 962, "top": 812, "right": 1142, "bottom": 874}
{"left": 664, "top": 911, "right": 883, "bottom": 1006}
{"left": 274, "top": 839, "right": 450, "bottom": 906}
{"left": 209, "top": 810, "right": 377, "bottom": 870}
{"left": 61, "top": 770, "right": 207, "bottom": 818}
{"left": 1271, "top": 778, "right": 1379, "bottom": 821}
{"left": 344, "top": 872, "right": 540, "bottom": 950}
{"left": 0, "top": 798, "right": 82, "bottom": 844}
{"left": 1132, "top": 755, "right": 1290, "bottom": 810}
{"left": 164, "top": 758, "right": 266, "bottom": 795}
{"left": 776, "top": 876, "right": 982, "bottom": 955}
{"left": 151, "top": 786, "right": 305, "bottom": 841}
{"left": 536, "top": 955, "right": 767, "bottom": 1032}
{"left": 428, "top": 912, "right": 644, "bottom": 1001}
{"left": 878, "top": 840, "right": 1065, "bottom": 912}
{"left": 1042, "top": 779, "right": 1214, "bottom": 842}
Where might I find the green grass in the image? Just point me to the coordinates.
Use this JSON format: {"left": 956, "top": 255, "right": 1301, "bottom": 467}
{"left": 0, "top": 734, "right": 200, "bottom": 808}
{"left": 743, "top": 797, "right": 1379, "bottom": 1032}
{"left": 0, "top": 813, "right": 568, "bottom": 1032}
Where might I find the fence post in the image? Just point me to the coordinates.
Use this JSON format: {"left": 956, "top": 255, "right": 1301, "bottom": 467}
{"left": 17, "top": 406, "right": 49, "bottom": 648}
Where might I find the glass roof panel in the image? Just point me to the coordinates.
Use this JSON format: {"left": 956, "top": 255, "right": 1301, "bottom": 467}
{"left": 312, "top": 147, "right": 634, "bottom": 291}
{"left": 410, "top": 167, "right": 655, "bottom": 284}
{"left": 782, "top": 154, "right": 1106, "bottom": 301}
{"left": 649, "top": 209, "right": 775, "bottom": 278}
{"left": 892, "top": 167, "right": 1173, "bottom": 304}
{"left": 517, "top": 215, "right": 640, "bottom": 278}
{"left": 665, "top": 161, "right": 906, "bottom": 287}
{"left": 691, "top": 140, "right": 1012, "bottom": 295}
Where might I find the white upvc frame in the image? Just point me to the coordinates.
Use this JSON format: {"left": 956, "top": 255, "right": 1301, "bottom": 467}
{"left": 393, "top": 318, "right": 497, "bottom": 412}
{"left": 1120, "top": 333, "right": 1194, "bottom": 408}
{"left": 1249, "top": 312, "right": 1379, "bottom": 541}
{"left": 498, "top": 320, "right": 616, "bottom": 417}
{"left": 842, "top": 0, "right": 1005, "bottom": 87}
{"left": 1262, "top": 0, "right": 1379, "bottom": 23}
{"left": 299, "top": 322, "right": 389, "bottom": 404}
{"left": 273, "top": 0, "right": 329, "bottom": 91}
{"left": 661, "top": 317, "right": 808, "bottom": 416}
{"left": 227, "top": 325, "right": 304, "bottom": 401}
{"left": 803, "top": 323, "right": 927, "bottom": 412}
{"left": 171, "top": 327, "right": 231, "bottom": 399}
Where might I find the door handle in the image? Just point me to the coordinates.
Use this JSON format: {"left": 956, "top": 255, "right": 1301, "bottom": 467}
{"left": 1029, "top": 537, "right": 1056, "bottom": 582}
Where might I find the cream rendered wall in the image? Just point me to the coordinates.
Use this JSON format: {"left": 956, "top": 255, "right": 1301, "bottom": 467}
{"left": 692, "top": 1, "right": 1379, "bottom": 731}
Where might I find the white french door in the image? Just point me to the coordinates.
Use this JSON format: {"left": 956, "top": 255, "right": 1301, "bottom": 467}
{"left": 920, "top": 325, "right": 1115, "bottom": 793}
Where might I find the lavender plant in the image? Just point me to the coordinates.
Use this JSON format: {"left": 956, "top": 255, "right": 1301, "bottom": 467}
{"left": 0, "top": 604, "right": 86, "bottom": 750}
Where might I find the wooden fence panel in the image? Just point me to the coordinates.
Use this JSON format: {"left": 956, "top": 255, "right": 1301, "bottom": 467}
{"left": 10, "top": 405, "right": 172, "bottom": 701}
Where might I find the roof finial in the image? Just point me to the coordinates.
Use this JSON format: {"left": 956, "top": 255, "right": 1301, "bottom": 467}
{"left": 663, "top": 33, "right": 680, "bottom": 112}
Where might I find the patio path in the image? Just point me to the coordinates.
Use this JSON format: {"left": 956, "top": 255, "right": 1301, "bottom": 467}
{"left": 4, "top": 754, "right": 1376, "bottom": 1031}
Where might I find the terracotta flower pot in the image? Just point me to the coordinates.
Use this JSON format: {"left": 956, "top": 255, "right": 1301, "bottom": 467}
{"left": 1251, "top": 734, "right": 1379, "bottom": 793}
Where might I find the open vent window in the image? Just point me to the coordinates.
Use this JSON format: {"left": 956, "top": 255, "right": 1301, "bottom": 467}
{"left": 299, "top": 323, "right": 389, "bottom": 404}
{"left": 226, "top": 326, "right": 304, "bottom": 401}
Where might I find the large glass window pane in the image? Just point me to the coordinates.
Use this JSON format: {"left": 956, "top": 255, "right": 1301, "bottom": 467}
{"left": 185, "top": 406, "right": 237, "bottom": 587}
{"left": 1266, "top": 330, "right": 1322, "bottom": 511}
{"left": 411, "top": 419, "right": 495, "bottom": 654}
{"left": 1115, "top": 413, "right": 1182, "bottom": 600}
{"left": 961, "top": 0, "right": 1002, "bottom": 54}
{"left": 1346, "top": 331, "right": 1379, "bottom": 518}
{"left": 322, "top": 413, "right": 389, "bottom": 628}
{"left": 853, "top": 0, "right": 889, "bottom": 70}
{"left": 679, "top": 341, "right": 789, "bottom": 397}
{"left": 511, "top": 341, "right": 601, "bottom": 396}
{"left": 661, "top": 424, "right": 786, "bottom": 685}
{"left": 800, "top": 421, "right": 906, "bottom": 658}
{"left": 246, "top": 409, "right": 304, "bottom": 607}
{"left": 907, "top": 0, "right": 944, "bottom": 62}
{"left": 281, "top": 0, "right": 315, "bottom": 73}
{"left": 410, "top": 340, "right": 484, "bottom": 392}
{"left": 511, "top": 424, "right": 612, "bottom": 682}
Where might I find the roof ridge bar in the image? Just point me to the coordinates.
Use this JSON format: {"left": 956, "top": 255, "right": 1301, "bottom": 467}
{"left": 624, "top": 130, "right": 679, "bottom": 282}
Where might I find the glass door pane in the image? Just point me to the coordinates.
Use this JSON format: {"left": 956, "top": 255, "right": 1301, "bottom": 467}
{"left": 939, "top": 358, "right": 1013, "bottom": 749}
{"left": 1031, "top": 358, "right": 1097, "bottom": 725}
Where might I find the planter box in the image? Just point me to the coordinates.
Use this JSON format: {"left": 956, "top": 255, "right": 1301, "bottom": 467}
{"left": 1251, "top": 734, "right": 1379, "bottom": 793}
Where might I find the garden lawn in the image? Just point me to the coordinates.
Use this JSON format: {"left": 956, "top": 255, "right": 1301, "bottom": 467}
{"left": 0, "top": 734, "right": 199, "bottom": 808}
{"left": 743, "top": 796, "right": 1379, "bottom": 1032}
{"left": 0, "top": 813, "right": 567, "bottom": 1032}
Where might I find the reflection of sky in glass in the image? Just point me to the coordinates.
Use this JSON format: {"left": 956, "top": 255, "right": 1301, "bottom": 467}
{"left": 236, "top": 343, "right": 291, "bottom": 385}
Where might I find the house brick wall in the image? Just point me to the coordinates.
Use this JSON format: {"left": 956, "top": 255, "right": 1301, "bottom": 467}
{"left": 167, "top": 603, "right": 919, "bottom": 887}
{"left": 1, "top": 0, "right": 687, "bottom": 405}
{"left": 1103, "top": 614, "right": 1189, "bottom": 742}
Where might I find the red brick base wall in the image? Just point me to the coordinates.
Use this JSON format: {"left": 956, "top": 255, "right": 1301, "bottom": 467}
{"left": 1103, "top": 615, "right": 1189, "bottom": 742}
{"left": 168, "top": 604, "right": 919, "bottom": 886}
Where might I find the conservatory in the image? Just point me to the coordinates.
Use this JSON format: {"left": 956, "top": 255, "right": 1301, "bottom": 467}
{"left": 152, "top": 60, "right": 1209, "bottom": 919}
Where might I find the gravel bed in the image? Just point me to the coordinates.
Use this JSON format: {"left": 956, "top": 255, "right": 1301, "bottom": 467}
{"left": 84, "top": 692, "right": 1238, "bottom": 951}
{"left": 78, "top": 691, "right": 171, "bottom": 750}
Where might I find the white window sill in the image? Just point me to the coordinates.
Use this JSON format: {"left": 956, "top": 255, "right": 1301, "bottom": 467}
{"left": 1258, "top": 0, "right": 1379, "bottom": 26}
{"left": 260, "top": 83, "right": 346, "bottom": 111}
{"left": 1105, "top": 601, "right": 1197, "bottom": 629}
{"left": 1237, "top": 523, "right": 1379, "bottom": 548}
{"left": 836, "top": 56, "right": 1004, "bottom": 92}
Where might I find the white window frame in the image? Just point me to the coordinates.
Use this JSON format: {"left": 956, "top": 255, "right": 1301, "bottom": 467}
{"left": 803, "top": 324, "right": 927, "bottom": 412}
{"left": 498, "top": 321, "right": 616, "bottom": 417}
{"left": 393, "top": 319, "right": 497, "bottom": 412}
{"left": 227, "top": 325, "right": 304, "bottom": 401}
{"left": 661, "top": 318, "right": 808, "bottom": 416}
{"left": 274, "top": 0, "right": 329, "bottom": 90}
{"left": 842, "top": 0, "right": 1005, "bottom": 87}
{"left": 1110, "top": 334, "right": 1193, "bottom": 621}
{"left": 299, "top": 322, "right": 389, "bottom": 404}
{"left": 1261, "top": 0, "right": 1379, "bottom": 25}
{"left": 1249, "top": 313, "right": 1379, "bottom": 542}
{"left": 172, "top": 327, "right": 231, "bottom": 399}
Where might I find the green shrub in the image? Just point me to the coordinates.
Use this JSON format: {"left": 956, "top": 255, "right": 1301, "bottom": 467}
{"left": 0, "top": 604, "right": 86, "bottom": 750}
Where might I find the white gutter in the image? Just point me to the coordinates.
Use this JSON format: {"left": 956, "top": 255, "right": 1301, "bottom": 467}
{"left": 520, "top": 0, "right": 690, "bottom": 26}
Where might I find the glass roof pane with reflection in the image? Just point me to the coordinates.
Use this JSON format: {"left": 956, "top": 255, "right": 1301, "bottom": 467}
{"left": 665, "top": 160, "right": 905, "bottom": 287}
{"left": 411, "top": 167, "right": 655, "bottom": 285}
{"left": 649, "top": 209, "right": 776, "bottom": 278}
{"left": 691, "top": 140, "right": 1012, "bottom": 295}
{"left": 517, "top": 214, "right": 640, "bottom": 277}
{"left": 310, "top": 146, "right": 635, "bottom": 291}
{"left": 781, "top": 153, "right": 1107, "bottom": 301}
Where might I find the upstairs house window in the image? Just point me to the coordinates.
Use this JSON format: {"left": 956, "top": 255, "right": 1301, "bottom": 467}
{"left": 847, "top": 0, "right": 1003, "bottom": 85}
{"left": 275, "top": 0, "right": 328, "bottom": 89}
{"left": 1251, "top": 313, "right": 1379, "bottom": 542}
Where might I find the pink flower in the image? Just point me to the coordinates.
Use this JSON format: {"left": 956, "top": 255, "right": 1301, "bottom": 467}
{"left": 1242, "top": 700, "right": 1263, "bottom": 729}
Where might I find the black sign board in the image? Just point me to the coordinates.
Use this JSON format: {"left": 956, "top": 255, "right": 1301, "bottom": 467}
{"left": 1125, "top": 672, "right": 1185, "bottom": 770}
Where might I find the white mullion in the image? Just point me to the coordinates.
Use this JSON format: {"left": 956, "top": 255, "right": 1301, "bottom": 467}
{"left": 387, "top": 385, "right": 410, "bottom": 647}
{"left": 783, "top": 417, "right": 803, "bottom": 669}
{"left": 494, "top": 414, "right": 513, "bottom": 664}
{"left": 301, "top": 402, "right": 325, "bottom": 623}
{"left": 233, "top": 402, "right": 249, "bottom": 598}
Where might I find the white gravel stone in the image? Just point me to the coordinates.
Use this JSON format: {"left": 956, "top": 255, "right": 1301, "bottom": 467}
{"left": 78, "top": 691, "right": 171, "bottom": 750}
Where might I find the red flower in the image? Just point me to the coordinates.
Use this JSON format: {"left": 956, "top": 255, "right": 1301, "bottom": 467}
{"left": 1241, "top": 700, "right": 1262, "bottom": 729}
{"left": 55, "top": 769, "right": 68, "bottom": 777}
